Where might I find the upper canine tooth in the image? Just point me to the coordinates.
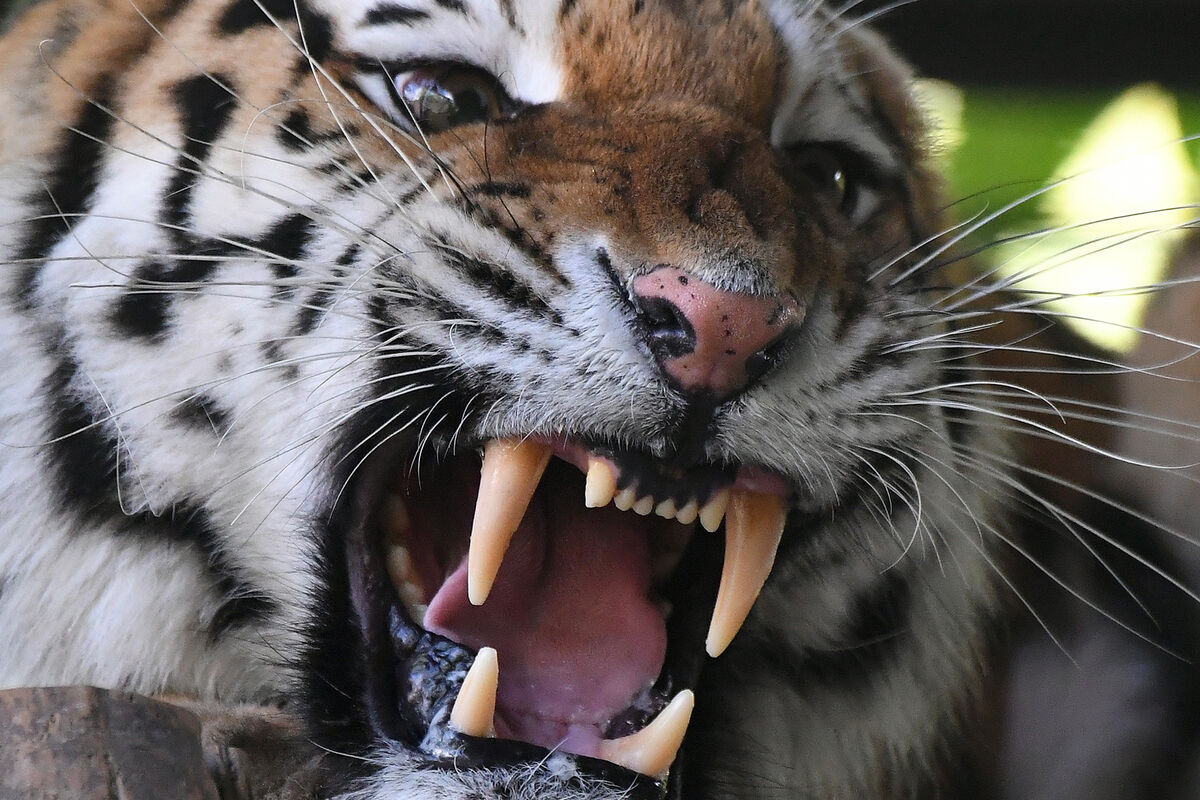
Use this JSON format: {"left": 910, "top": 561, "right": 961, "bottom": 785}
{"left": 699, "top": 489, "right": 730, "bottom": 533}
{"left": 585, "top": 458, "right": 618, "bottom": 508}
{"left": 449, "top": 647, "right": 499, "bottom": 738}
{"left": 706, "top": 491, "right": 787, "bottom": 658}
{"left": 614, "top": 488, "right": 637, "bottom": 511}
{"left": 633, "top": 495, "right": 655, "bottom": 516}
{"left": 597, "top": 690, "right": 694, "bottom": 778}
{"left": 468, "top": 439, "right": 552, "bottom": 605}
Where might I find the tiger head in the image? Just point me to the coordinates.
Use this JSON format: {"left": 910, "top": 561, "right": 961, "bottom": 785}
{"left": 0, "top": 0, "right": 1006, "bottom": 797}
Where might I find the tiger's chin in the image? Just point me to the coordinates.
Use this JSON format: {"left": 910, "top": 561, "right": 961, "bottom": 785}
{"left": 322, "top": 435, "right": 792, "bottom": 797}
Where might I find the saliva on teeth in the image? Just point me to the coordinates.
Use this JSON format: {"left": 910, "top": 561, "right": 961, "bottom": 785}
{"left": 448, "top": 646, "right": 696, "bottom": 779}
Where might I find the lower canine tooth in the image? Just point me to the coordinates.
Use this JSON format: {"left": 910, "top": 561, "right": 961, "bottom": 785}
{"left": 468, "top": 439, "right": 552, "bottom": 605}
{"left": 699, "top": 489, "right": 730, "bottom": 533}
{"left": 450, "top": 647, "right": 499, "bottom": 738}
{"left": 706, "top": 491, "right": 787, "bottom": 658}
{"left": 585, "top": 458, "right": 618, "bottom": 508}
{"left": 597, "top": 690, "right": 694, "bottom": 778}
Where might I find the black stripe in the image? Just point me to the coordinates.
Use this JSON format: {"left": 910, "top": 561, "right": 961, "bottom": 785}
{"left": 258, "top": 213, "right": 317, "bottom": 264}
{"left": 111, "top": 253, "right": 223, "bottom": 340}
{"left": 291, "top": 242, "right": 357, "bottom": 334}
{"left": 277, "top": 107, "right": 314, "bottom": 151}
{"left": 459, "top": 201, "right": 559, "bottom": 275}
{"left": 14, "top": 76, "right": 117, "bottom": 311}
{"left": 472, "top": 181, "right": 533, "bottom": 199}
{"left": 367, "top": 264, "right": 512, "bottom": 353}
{"left": 112, "top": 261, "right": 173, "bottom": 340}
{"left": 362, "top": 4, "right": 429, "bottom": 25}
{"left": 432, "top": 0, "right": 466, "bottom": 10}
{"left": 497, "top": 0, "right": 518, "bottom": 28}
{"left": 163, "top": 74, "right": 238, "bottom": 232}
{"left": 218, "top": 0, "right": 293, "bottom": 33}
{"left": 428, "top": 237, "right": 562, "bottom": 324}
{"left": 293, "top": 282, "right": 341, "bottom": 336}
{"left": 111, "top": 212, "right": 314, "bottom": 341}
{"left": 172, "top": 394, "right": 233, "bottom": 436}
{"left": 218, "top": 0, "right": 332, "bottom": 61}
{"left": 772, "top": 570, "right": 912, "bottom": 689}
{"left": 43, "top": 347, "right": 274, "bottom": 639}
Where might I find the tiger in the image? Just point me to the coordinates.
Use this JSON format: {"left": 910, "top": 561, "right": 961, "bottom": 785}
{"left": 1, "top": 0, "right": 1198, "bottom": 797}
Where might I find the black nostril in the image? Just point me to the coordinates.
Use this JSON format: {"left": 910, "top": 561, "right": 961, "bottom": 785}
{"left": 744, "top": 327, "right": 796, "bottom": 384}
{"left": 634, "top": 295, "right": 696, "bottom": 359}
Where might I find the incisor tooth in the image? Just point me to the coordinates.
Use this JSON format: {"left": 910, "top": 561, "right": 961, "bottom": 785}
{"left": 706, "top": 491, "right": 787, "bottom": 657}
{"left": 585, "top": 458, "right": 618, "bottom": 508}
{"left": 468, "top": 439, "right": 552, "bottom": 605}
{"left": 675, "top": 500, "right": 699, "bottom": 525}
{"left": 654, "top": 499, "right": 677, "bottom": 519}
{"left": 633, "top": 496, "right": 655, "bottom": 516}
{"left": 699, "top": 489, "right": 730, "bottom": 533}
{"left": 449, "top": 647, "right": 499, "bottom": 738}
{"left": 614, "top": 488, "right": 637, "bottom": 511}
{"left": 597, "top": 690, "right": 694, "bottom": 778}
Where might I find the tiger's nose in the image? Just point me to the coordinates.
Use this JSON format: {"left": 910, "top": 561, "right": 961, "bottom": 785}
{"left": 632, "top": 266, "right": 802, "bottom": 400}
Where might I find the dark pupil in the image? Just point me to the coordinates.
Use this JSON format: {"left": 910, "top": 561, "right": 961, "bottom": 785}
{"left": 807, "top": 160, "right": 843, "bottom": 198}
{"left": 447, "top": 86, "right": 487, "bottom": 123}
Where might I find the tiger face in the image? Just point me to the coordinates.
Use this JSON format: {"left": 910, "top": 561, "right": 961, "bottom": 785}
{"left": 0, "top": 0, "right": 1016, "bottom": 797}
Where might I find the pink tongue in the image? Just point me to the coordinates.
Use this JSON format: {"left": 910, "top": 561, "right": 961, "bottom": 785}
{"left": 424, "top": 476, "right": 666, "bottom": 758}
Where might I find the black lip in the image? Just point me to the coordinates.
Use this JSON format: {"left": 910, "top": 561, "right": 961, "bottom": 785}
{"left": 334, "top": 443, "right": 724, "bottom": 798}
{"left": 591, "top": 443, "right": 739, "bottom": 508}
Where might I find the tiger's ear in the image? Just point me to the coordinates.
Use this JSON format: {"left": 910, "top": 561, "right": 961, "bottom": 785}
{"left": 836, "top": 25, "right": 951, "bottom": 238}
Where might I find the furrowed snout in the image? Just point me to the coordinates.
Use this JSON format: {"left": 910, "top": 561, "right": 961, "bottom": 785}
{"left": 632, "top": 266, "right": 802, "bottom": 400}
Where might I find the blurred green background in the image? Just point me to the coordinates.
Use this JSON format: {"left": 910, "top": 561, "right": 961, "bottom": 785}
{"left": 867, "top": 0, "right": 1200, "bottom": 350}
{"left": 921, "top": 84, "right": 1199, "bottom": 350}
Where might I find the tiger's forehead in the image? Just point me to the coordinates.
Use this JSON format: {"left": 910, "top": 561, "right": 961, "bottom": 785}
{"left": 556, "top": 0, "right": 781, "bottom": 126}
{"left": 327, "top": 0, "right": 801, "bottom": 117}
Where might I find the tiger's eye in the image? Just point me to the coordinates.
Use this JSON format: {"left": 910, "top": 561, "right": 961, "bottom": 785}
{"left": 791, "top": 146, "right": 852, "bottom": 211}
{"left": 397, "top": 66, "right": 505, "bottom": 132}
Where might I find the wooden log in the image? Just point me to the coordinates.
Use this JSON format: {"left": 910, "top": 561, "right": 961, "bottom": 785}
{"left": 0, "top": 686, "right": 219, "bottom": 800}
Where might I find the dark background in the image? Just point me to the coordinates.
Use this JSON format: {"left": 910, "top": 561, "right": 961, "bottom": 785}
{"left": 859, "top": 0, "right": 1197, "bottom": 90}
{"left": 3, "top": 0, "right": 1194, "bottom": 89}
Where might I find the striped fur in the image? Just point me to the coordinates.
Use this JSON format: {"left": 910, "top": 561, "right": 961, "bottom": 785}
{"left": 0, "top": 1, "right": 1194, "bottom": 798}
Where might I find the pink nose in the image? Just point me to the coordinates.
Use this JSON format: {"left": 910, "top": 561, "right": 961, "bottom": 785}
{"left": 631, "top": 266, "right": 802, "bottom": 400}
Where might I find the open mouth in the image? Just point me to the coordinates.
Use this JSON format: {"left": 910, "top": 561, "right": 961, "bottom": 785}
{"left": 346, "top": 435, "right": 789, "bottom": 793}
